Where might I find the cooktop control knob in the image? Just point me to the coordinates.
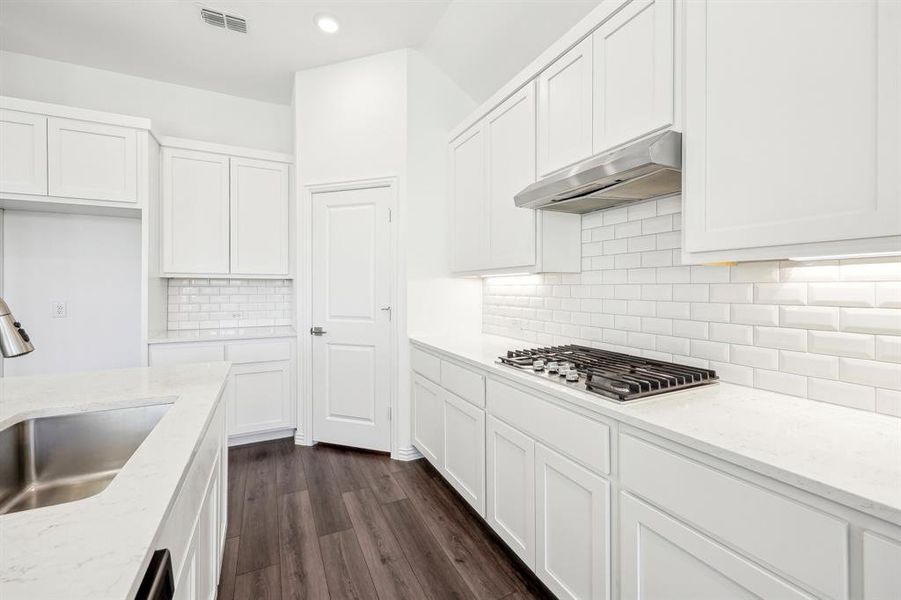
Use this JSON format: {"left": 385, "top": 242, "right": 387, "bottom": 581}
{"left": 532, "top": 359, "right": 545, "bottom": 371}
{"left": 565, "top": 369, "right": 580, "bottom": 382}
{"left": 546, "top": 361, "right": 559, "bottom": 373}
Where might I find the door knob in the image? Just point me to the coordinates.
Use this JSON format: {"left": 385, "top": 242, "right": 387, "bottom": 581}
{"left": 310, "top": 326, "right": 327, "bottom": 336}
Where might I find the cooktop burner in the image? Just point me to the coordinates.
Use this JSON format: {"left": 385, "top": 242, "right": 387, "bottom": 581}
{"left": 497, "top": 344, "right": 718, "bottom": 402}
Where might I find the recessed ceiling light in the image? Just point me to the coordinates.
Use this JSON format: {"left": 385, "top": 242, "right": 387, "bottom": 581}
{"left": 315, "top": 14, "right": 339, "bottom": 34}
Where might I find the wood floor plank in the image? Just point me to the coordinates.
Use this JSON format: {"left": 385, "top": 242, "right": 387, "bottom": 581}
{"left": 278, "top": 490, "right": 330, "bottom": 600}
{"left": 351, "top": 451, "right": 406, "bottom": 504}
{"left": 217, "top": 536, "right": 240, "bottom": 600}
{"left": 322, "top": 445, "right": 370, "bottom": 493}
{"left": 276, "top": 439, "right": 308, "bottom": 495}
{"left": 395, "top": 461, "right": 516, "bottom": 599}
{"left": 226, "top": 446, "right": 250, "bottom": 538}
{"left": 380, "top": 498, "right": 476, "bottom": 600}
{"left": 343, "top": 488, "right": 425, "bottom": 599}
{"left": 234, "top": 565, "right": 281, "bottom": 600}
{"left": 319, "top": 529, "right": 379, "bottom": 600}
{"left": 300, "top": 445, "right": 353, "bottom": 536}
{"left": 236, "top": 443, "right": 280, "bottom": 574}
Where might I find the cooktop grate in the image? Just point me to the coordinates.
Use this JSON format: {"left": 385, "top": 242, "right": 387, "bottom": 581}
{"left": 498, "top": 344, "right": 718, "bottom": 402}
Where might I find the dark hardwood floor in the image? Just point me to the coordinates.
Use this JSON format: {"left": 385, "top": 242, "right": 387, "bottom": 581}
{"left": 218, "top": 439, "right": 555, "bottom": 600}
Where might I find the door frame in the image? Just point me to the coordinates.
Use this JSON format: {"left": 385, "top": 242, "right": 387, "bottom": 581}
{"left": 297, "top": 176, "right": 398, "bottom": 454}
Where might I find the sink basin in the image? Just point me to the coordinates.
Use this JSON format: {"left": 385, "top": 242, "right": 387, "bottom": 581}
{"left": 0, "top": 403, "right": 171, "bottom": 515}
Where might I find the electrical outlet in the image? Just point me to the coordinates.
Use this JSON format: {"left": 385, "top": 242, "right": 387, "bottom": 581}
{"left": 51, "top": 301, "right": 67, "bottom": 318}
{"left": 231, "top": 312, "right": 243, "bottom": 319}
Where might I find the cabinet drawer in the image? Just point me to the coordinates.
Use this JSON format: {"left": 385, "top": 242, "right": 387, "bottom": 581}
{"left": 150, "top": 343, "right": 224, "bottom": 367}
{"left": 487, "top": 379, "right": 610, "bottom": 475}
{"left": 620, "top": 434, "right": 848, "bottom": 600}
{"left": 225, "top": 339, "right": 291, "bottom": 364}
{"left": 411, "top": 346, "right": 441, "bottom": 382}
{"left": 441, "top": 359, "right": 485, "bottom": 408}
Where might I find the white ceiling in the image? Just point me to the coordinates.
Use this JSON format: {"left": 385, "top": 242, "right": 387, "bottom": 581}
{"left": 0, "top": 0, "right": 599, "bottom": 105}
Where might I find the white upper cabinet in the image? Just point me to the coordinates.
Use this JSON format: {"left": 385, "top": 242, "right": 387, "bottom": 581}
{"left": 0, "top": 109, "right": 47, "bottom": 195}
{"left": 449, "top": 125, "right": 486, "bottom": 273}
{"left": 230, "top": 157, "right": 290, "bottom": 276}
{"left": 592, "top": 0, "right": 674, "bottom": 153}
{"left": 683, "top": 0, "right": 901, "bottom": 261}
{"left": 47, "top": 117, "right": 137, "bottom": 203}
{"left": 162, "top": 148, "right": 230, "bottom": 275}
{"left": 486, "top": 82, "right": 537, "bottom": 270}
{"left": 537, "top": 37, "right": 594, "bottom": 176}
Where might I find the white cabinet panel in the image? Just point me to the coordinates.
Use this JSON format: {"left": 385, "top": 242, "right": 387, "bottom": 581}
{"left": 230, "top": 157, "right": 290, "bottom": 276}
{"left": 228, "top": 361, "right": 292, "bottom": 436}
{"left": 440, "top": 358, "right": 485, "bottom": 408}
{"left": 485, "top": 82, "right": 537, "bottom": 270}
{"left": 537, "top": 37, "right": 593, "bottom": 176}
{"left": 487, "top": 416, "right": 536, "bottom": 568}
{"left": 443, "top": 390, "right": 486, "bottom": 515}
{"left": 449, "top": 125, "right": 486, "bottom": 273}
{"left": 0, "top": 109, "right": 47, "bottom": 195}
{"left": 683, "top": 0, "right": 900, "bottom": 258}
{"left": 535, "top": 443, "right": 609, "bottom": 600}
{"left": 863, "top": 532, "right": 901, "bottom": 600}
{"left": 149, "top": 343, "right": 225, "bottom": 367}
{"left": 162, "top": 148, "right": 230, "bottom": 274}
{"left": 410, "top": 347, "right": 441, "bottom": 383}
{"left": 47, "top": 117, "right": 137, "bottom": 203}
{"left": 412, "top": 373, "right": 444, "bottom": 468}
{"left": 592, "top": 0, "right": 674, "bottom": 152}
{"left": 620, "top": 493, "right": 812, "bottom": 600}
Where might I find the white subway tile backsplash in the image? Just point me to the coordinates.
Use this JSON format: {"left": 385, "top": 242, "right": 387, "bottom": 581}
{"left": 840, "top": 308, "right": 901, "bottom": 335}
{"left": 779, "top": 306, "right": 839, "bottom": 331}
{"left": 483, "top": 198, "right": 901, "bottom": 414}
{"left": 808, "top": 331, "right": 876, "bottom": 359}
{"left": 167, "top": 278, "right": 293, "bottom": 331}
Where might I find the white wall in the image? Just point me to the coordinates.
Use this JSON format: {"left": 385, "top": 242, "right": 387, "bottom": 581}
{"left": 293, "top": 49, "right": 482, "bottom": 455}
{"left": 0, "top": 51, "right": 293, "bottom": 152}
{"left": 0, "top": 211, "right": 142, "bottom": 376}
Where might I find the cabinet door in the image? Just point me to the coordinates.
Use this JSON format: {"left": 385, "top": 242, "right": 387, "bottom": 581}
{"left": 230, "top": 157, "right": 290, "bottom": 276}
{"left": 0, "top": 109, "right": 47, "bottom": 195}
{"left": 592, "top": 0, "right": 674, "bottom": 153}
{"left": 412, "top": 373, "right": 444, "bottom": 468}
{"left": 174, "top": 536, "right": 198, "bottom": 600}
{"left": 537, "top": 37, "right": 593, "bottom": 176}
{"left": 449, "top": 125, "right": 487, "bottom": 273}
{"left": 620, "top": 493, "right": 812, "bottom": 600}
{"left": 47, "top": 117, "right": 137, "bottom": 202}
{"left": 485, "top": 82, "right": 537, "bottom": 270}
{"left": 227, "top": 361, "right": 293, "bottom": 436}
{"left": 487, "top": 416, "right": 536, "bottom": 568}
{"left": 863, "top": 531, "right": 901, "bottom": 600}
{"left": 443, "top": 391, "right": 486, "bottom": 515}
{"left": 162, "top": 148, "right": 230, "bottom": 274}
{"left": 535, "top": 443, "right": 609, "bottom": 600}
{"left": 683, "top": 0, "right": 900, "bottom": 256}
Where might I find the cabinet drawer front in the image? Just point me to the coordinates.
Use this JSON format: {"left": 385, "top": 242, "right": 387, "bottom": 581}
{"left": 225, "top": 339, "right": 291, "bottom": 364}
{"left": 441, "top": 359, "right": 485, "bottom": 408}
{"left": 411, "top": 346, "right": 441, "bottom": 382}
{"left": 149, "top": 343, "right": 225, "bottom": 367}
{"left": 47, "top": 117, "right": 138, "bottom": 203}
{"left": 620, "top": 434, "right": 848, "bottom": 599}
{"left": 487, "top": 379, "right": 610, "bottom": 475}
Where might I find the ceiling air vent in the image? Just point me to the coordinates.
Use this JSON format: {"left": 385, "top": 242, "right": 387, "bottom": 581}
{"left": 200, "top": 7, "right": 247, "bottom": 33}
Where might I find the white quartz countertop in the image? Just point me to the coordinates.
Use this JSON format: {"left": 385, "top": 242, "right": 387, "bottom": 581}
{"left": 147, "top": 325, "right": 296, "bottom": 344}
{"left": 0, "top": 362, "right": 231, "bottom": 600}
{"left": 411, "top": 333, "right": 901, "bottom": 525}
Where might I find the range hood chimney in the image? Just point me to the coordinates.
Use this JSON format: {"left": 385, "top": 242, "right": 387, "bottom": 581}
{"left": 514, "top": 130, "right": 682, "bottom": 214}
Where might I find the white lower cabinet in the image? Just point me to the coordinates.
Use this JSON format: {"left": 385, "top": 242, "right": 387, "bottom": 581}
{"left": 535, "top": 443, "right": 609, "bottom": 600}
{"left": 487, "top": 416, "right": 536, "bottom": 568}
{"left": 863, "top": 532, "right": 901, "bottom": 600}
{"left": 148, "top": 337, "right": 296, "bottom": 443}
{"left": 443, "top": 391, "right": 486, "bottom": 514}
{"left": 412, "top": 373, "right": 445, "bottom": 467}
{"left": 619, "top": 493, "right": 810, "bottom": 600}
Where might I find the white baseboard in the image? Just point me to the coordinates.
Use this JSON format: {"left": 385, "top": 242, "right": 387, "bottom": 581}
{"left": 293, "top": 430, "right": 315, "bottom": 446}
{"left": 228, "top": 427, "right": 295, "bottom": 447}
{"left": 392, "top": 445, "right": 423, "bottom": 462}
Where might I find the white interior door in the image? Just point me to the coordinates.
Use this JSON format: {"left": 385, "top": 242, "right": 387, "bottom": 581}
{"left": 311, "top": 182, "right": 393, "bottom": 451}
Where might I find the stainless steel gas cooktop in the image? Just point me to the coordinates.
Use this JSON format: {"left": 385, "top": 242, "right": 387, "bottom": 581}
{"left": 498, "top": 345, "right": 718, "bottom": 402}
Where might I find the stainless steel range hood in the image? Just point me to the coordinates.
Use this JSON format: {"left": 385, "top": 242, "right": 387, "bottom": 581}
{"left": 514, "top": 130, "right": 682, "bottom": 214}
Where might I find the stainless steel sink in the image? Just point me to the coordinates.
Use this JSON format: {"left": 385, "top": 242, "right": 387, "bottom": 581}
{"left": 0, "top": 403, "right": 171, "bottom": 515}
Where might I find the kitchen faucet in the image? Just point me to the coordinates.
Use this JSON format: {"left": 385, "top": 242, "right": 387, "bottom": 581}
{"left": 0, "top": 297, "right": 34, "bottom": 358}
